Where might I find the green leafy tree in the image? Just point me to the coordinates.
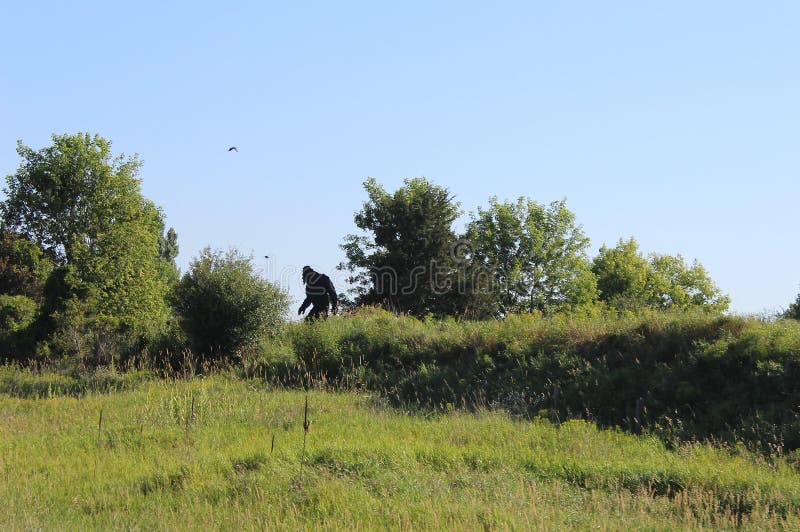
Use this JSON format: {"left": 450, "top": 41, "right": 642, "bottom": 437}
{"left": 171, "top": 248, "right": 289, "bottom": 359}
{"left": 465, "top": 197, "right": 597, "bottom": 315}
{"left": 339, "top": 177, "right": 462, "bottom": 316}
{"left": 2, "top": 133, "right": 175, "bottom": 335}
{"left": 592, "top": 238, "right": 651, "bottom": 310}
{"left": 593, "top": 237, "right": 729, "bottom": 312}
{"left": 647, "top": 254, "right": 729, "bottom": 311}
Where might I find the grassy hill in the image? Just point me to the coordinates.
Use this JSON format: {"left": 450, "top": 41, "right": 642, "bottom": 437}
{"left": 252, "top": 308, "right": 800, "bottom": 452}
{"left": 1, "top": 373, "right": 799, "bottom": 529}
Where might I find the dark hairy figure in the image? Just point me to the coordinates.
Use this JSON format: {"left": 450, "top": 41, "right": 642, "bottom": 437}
{"left": 298, "top": 265, "right": 338, "bottom": 320}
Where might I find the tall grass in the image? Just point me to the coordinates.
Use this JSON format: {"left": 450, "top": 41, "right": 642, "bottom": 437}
{"left": 1, "top": 374, "right": 799, "bottom": 529}
{"left": 246, "top": 308, "right": 800, "bottom": 451}
{"left": 0, "top": 364, "right": 152, "bottom": 398}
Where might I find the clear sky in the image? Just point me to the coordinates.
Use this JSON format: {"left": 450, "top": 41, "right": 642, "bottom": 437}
{"left": 2, "top": 1, "right": 798, "bottom": 315}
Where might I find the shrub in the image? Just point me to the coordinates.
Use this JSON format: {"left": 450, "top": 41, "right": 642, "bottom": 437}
{"left": 171, "top": 248, "right": 289, "bottom": 361}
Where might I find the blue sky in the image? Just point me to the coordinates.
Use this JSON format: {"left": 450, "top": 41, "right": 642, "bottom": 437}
{"left": 2, "top": 1, "right": 798, "bottom": 315}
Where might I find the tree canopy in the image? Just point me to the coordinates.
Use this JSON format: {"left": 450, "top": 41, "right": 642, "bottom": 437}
{"left": 593, "top": 238, "right": 729, "bottom": 312}
{"left": 466, "top": 197, "right": 597, "bottom": 315}
{"left": 2, "top": 133, "right": 177, "bottom": 334}
{"left": 339, "top": 177, "right": 462, "bottom": 316}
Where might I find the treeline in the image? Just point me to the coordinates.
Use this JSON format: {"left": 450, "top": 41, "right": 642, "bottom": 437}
{"left": 338, "top": 177, "right": 731, "bottom": 318}
{"left": 0, "top": 133, "right": 287, "bottom": 366}
{"left": 0, "top": 132, "right": 798, "bottom": 368}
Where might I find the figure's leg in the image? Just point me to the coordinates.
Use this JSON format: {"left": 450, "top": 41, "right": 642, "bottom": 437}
{"left": 306, "top": 305, "right": 324, "bottom": 320}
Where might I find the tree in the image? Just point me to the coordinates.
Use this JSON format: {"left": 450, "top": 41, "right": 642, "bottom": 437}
{"left": 157, "top": 225, "right": 180, "bottom": 285}
{"left": 339, "top": 177, "right": 462, "bottom": 316}
{"left": 592, "top": 237, "right": 730, "bottom": 312}
{"left": 2, "top": 133, "right": 175, "bottom": 335}
{"left": 647, "top": 254, "right": 729, "bottom": 311}
{"left": 465, "top": 197, "right": 597, "bottom": 315}
{"left": 171, "top": 248, "right": 289, "bottom": 359}
{"left": 592, "top": 238, "right": 650, "bottom": 310}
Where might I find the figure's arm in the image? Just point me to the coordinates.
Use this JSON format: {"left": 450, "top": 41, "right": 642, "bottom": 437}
{"left": 298, "top": 296, "right": 311, "bottom": 315}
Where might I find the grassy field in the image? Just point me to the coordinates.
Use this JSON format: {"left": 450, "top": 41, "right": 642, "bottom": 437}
{"left": 1, "top": 372, "right": 799, "bottom": 530}
{"left": 257, "top": 308, "right": 800, "bottom": 452}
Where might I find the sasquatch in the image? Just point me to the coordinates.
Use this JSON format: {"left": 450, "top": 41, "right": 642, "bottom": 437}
{"left": 298, "top": 266, "right": 338, "bottom": 320}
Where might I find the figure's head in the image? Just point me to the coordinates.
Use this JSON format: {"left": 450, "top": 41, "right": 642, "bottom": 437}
{"left": 302, "top": 265, "right": 314, "bottom": 283}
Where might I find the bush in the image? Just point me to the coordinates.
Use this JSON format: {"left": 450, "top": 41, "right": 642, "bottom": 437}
{"left": 171, "top": 248, "right": 289, "bottom": 361}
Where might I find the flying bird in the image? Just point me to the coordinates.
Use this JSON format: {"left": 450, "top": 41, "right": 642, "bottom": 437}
{"left": 228, "top": 146, "right": 238, "bottom": 152}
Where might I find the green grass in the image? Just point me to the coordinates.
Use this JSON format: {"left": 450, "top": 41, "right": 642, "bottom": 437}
{"left": 1, "top": 372, "right": 799, "bottom": 529}
{"left": 252, "top": 308, "right": 800, "bottom": 451}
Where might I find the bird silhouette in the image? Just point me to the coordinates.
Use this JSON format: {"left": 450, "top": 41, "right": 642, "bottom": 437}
{"left": 228, "top": 146, "right": 238, "bottom": 152}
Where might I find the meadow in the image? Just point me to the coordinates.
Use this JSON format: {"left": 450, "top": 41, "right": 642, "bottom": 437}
{"left": 2, "top": 370, "right": 799, "bottom": 530}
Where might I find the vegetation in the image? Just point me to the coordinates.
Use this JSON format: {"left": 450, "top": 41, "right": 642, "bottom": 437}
{"left": 593, "top": 238, "right": 730, "bottom": 312}
{"left": 466, "top": 196, "right": 597, "bottom": 315}
{"left": 2, "top": 133, "right": 176, "bottom": 335}
{"left": 339, "top": 176, "right": 464, "bottom": 316}
{"left": 3, "top": 132, "right": 800, "bottom": 526}
{"left": 0, "top": 133, "right": 182, "bottom": 365}
{"left": 0, "top": 228, "right": 52, "bottom": 302}
{"left": 0, "top": 135, "right": 744, "bottom": 367}
{"left": 339, "top": 178, "right": 729, "bottom": 320}
{"left": 246, "top": 308, "right": 800, "bottom": 452}
{"left": 171, "top": 247, "right": 289, "bottom": 362}
{"left": 1, "top": 374, "right": 799, "bottom": 529}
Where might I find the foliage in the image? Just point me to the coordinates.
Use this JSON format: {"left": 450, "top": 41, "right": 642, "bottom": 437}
{"left": 156, "top": 225, "right": 180, "bottom": 285}
{"left": 27, "top": 264, "right": 131, "bottom": 365}
{"left": 592, "top": 237, "right": 650, "bottom": 310}
{"left": 256, "top": 308, "right": 800, "bottom": 451}
{"left": 785, "top": 290, "right": 800, "bottom": 320}
{"left": 1, "top": 376, "right": 799, "bottom": 529}
{"left": 0, "top": 229, "right": 53, "bottom": 303}
{"left": 2, "top": 134, "right": 176, "bottom": 339}
{"left": 339, "top": 177, "right": 463, "bottom": 316}
{"left": 0, "top": 295, "right": 38, "bottom": 359}
{"left": 466, "top": 197, "right": 597, "bottom": 315}
{"left": 0, "top": 295, "right": 37, "bottom": 333}
{"left": 171, "top": 248, "right": 289, "bottom": 360}
{"left": 648, "top": 253, "right": 730, "bottom": 311}
{"left": 593, "top": 237, "right": 730, "bottom": 312}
